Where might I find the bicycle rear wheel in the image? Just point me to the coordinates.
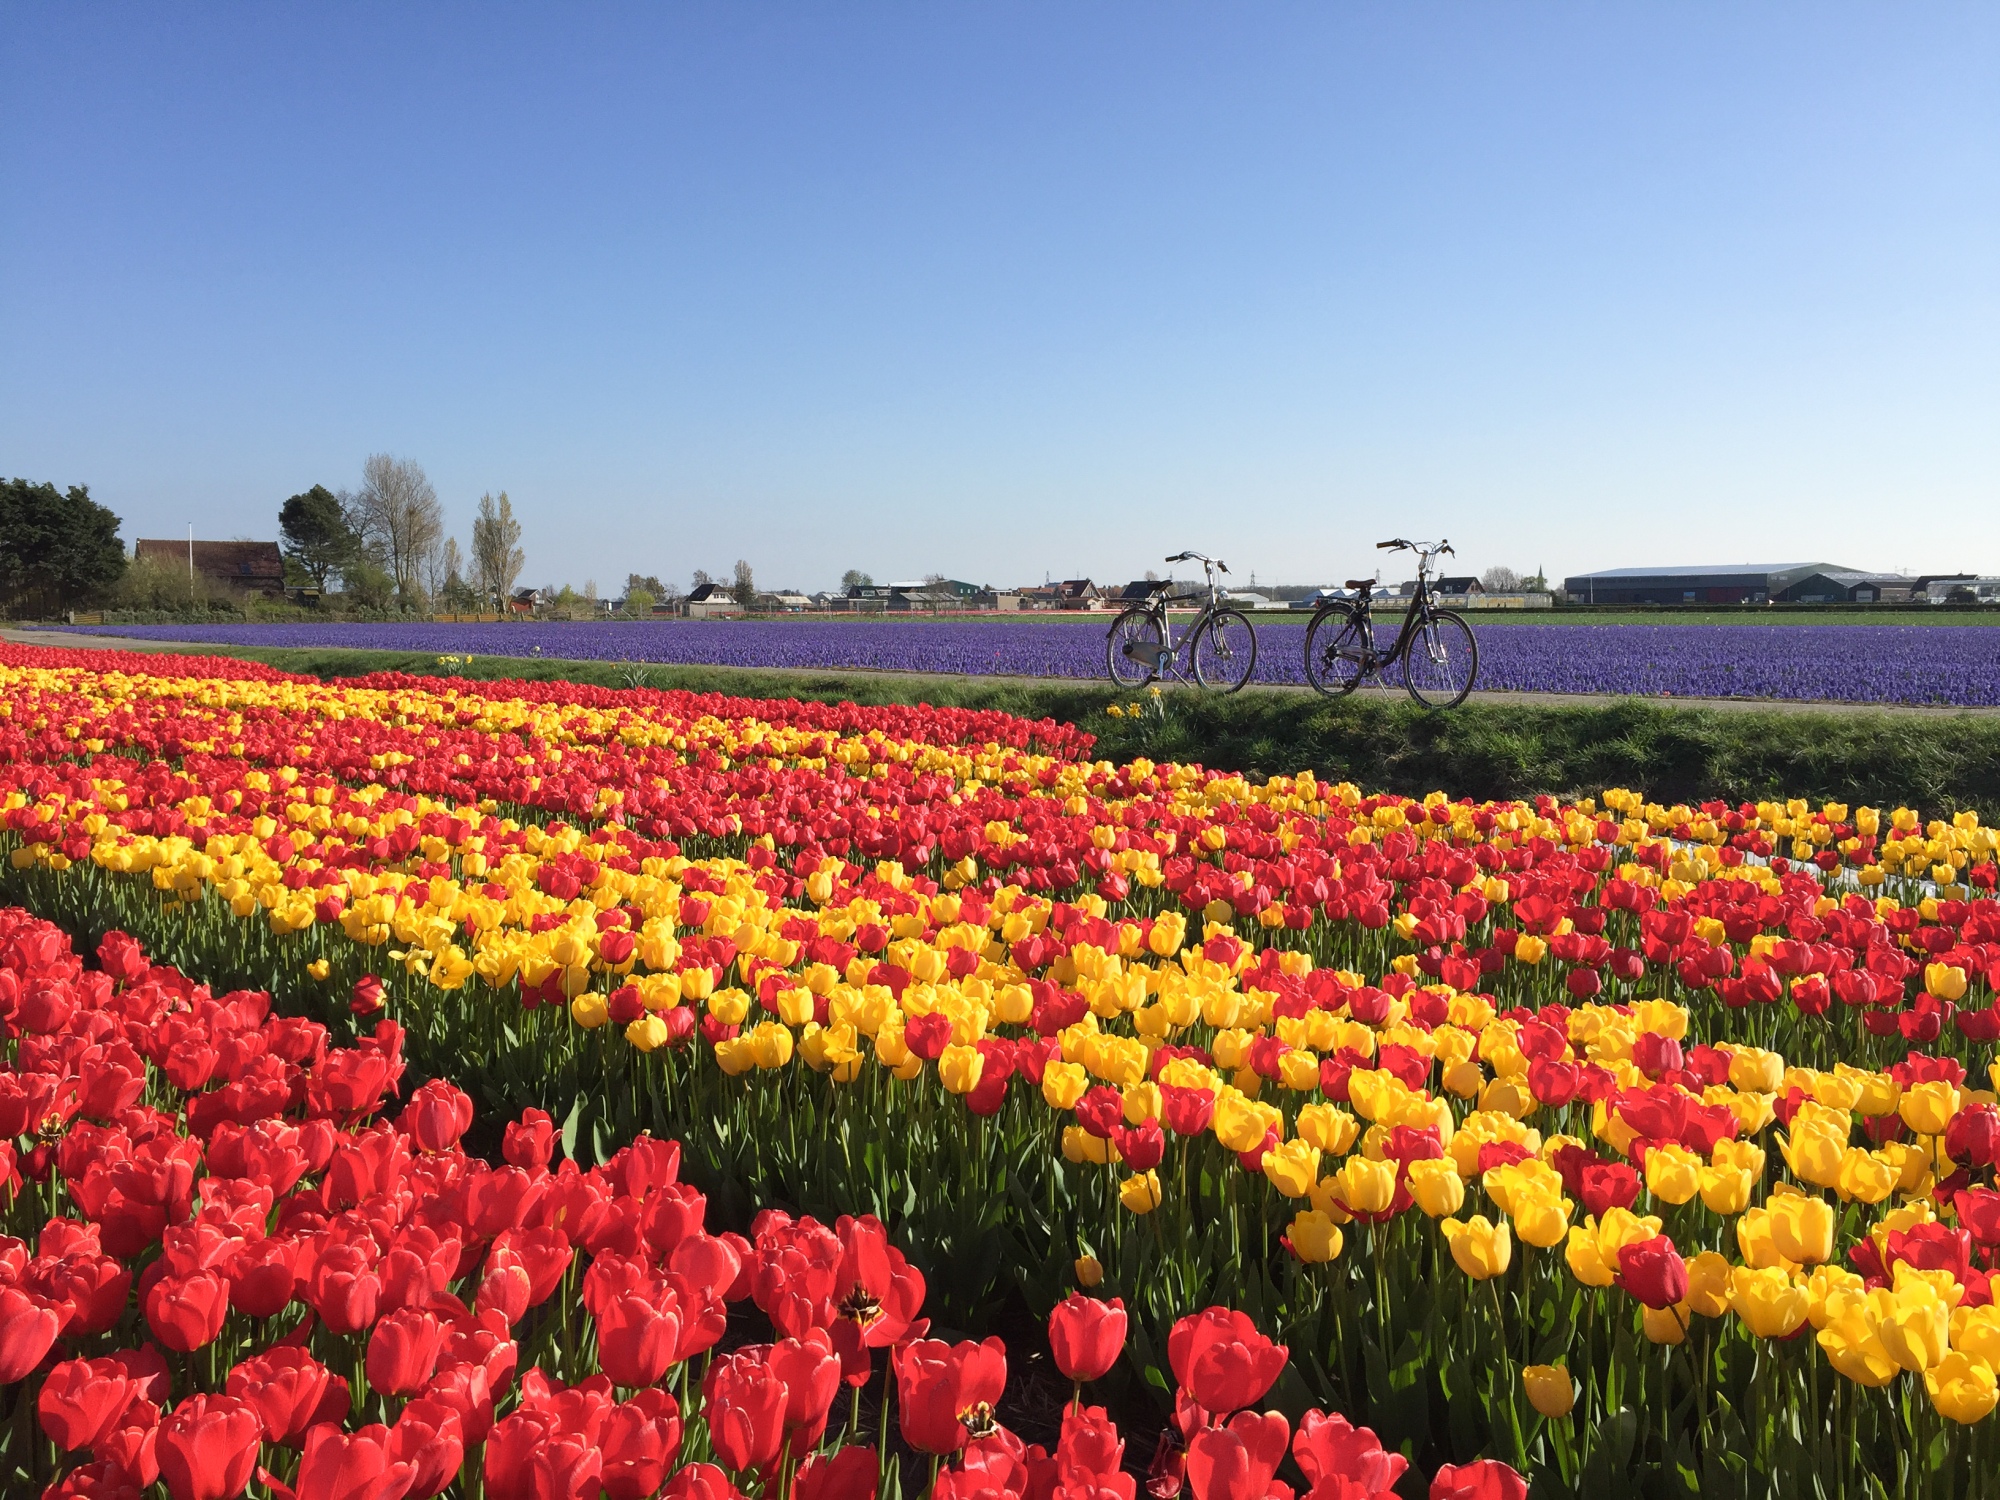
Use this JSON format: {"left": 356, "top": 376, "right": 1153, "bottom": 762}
{"left": 1193, "top": 609, "right": 1258, "bottom": 692}
{"left": 1303, "top": 604, "right": 1370, "bottom": 697}
{"left": 1107, "top": 608, "right": 1164, "bottom": 687}
{"left": 1402, "top": 610, "right": 1478, "bottom": 708}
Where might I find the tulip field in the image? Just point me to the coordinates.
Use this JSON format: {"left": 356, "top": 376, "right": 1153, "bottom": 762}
{"left": 4, "top": 644, "right": 2000, "bottom": 1500}
{"left": 52, "top": 618, "right": 2000, "bottom": 706}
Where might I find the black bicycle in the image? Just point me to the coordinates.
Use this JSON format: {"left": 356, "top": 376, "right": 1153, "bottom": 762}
{"left": 1302, "top": 538, "right": 1479, "bottom": 707}
{"left": 1106, "top": 551, "right": 1258, "bottom": 693}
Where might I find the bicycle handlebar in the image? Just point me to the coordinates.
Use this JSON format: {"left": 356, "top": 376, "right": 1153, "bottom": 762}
{"left": 1165, "top": 551, "right": 1228, "bottom": 574}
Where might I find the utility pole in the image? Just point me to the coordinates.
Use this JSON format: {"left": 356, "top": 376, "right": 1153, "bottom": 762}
{"left": 188, "top": 525, "right": 195, "bottom": 605}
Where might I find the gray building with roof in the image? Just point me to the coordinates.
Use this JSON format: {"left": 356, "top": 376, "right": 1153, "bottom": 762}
{"left": 1562, "top": 562, "right": 1916, "bottom": 605}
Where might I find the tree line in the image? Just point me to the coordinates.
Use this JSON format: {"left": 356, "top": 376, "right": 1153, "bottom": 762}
{"left": 276, "top": 455, "right": 525, "bottom": 613}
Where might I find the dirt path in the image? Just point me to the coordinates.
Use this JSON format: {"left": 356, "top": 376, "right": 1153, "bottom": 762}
{"left": 6, "top": 626, "right": 1996, "bottom": 717}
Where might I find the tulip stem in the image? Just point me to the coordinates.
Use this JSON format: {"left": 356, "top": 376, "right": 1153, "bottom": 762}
{"left": 1487, "top": 1278, "right": 1526, "bottom": 1472}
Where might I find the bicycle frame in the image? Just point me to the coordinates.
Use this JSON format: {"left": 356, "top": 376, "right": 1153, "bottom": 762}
{"left": 1346, "top": 547, "right": 1448, "bottom": 670}
{"left": 1123, "top": 564, "right": 1228, "bottom": 679}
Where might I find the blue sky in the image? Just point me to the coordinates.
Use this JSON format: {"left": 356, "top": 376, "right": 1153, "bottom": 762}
{"left": 4, "top": 4, "right": 1995, "bottom": 593}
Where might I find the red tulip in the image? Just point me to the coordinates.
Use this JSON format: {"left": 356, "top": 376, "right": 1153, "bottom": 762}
{"left": 661, "top": 1463, "right": 745, "bottom": 1500}
{"left": 793, "top": 1447, "right": 879, "bottom": 1500}
{"left": 1168, "top": 1308, "right": 1288, "bottom": 1415}
{"left": 351, "top": 975, "right": 386, "bottom": 1016}
{"left": 1055, "top": 1402, "right": 1125, "bottom": 1484}
{"left": 368, "top": 1306, "right": 448, "bottom": 1396}
{"left": 703, "top": 1347, "right": 790, "bottom": 1473}
{"left": 96, "top": 1407, "right": 163, "bottom": 1490}
{"left": 1617, "top": 1237, "right": 1689, "bottom": 1311}
{"left": 597, "top": 1288, "right": 683, "bottom": 1388}
{"left": 292, "top": 1422, "right": 418, "bottom": 1500}
{"left": 0, "top": 1285, "right": 61, "bottom": 1381}
{"left": 226, "top": 1235, "right": 299, "bottom": 1318}
{"left": 1291, "top": 1410, "right": 1408, "bottom": 1495}
{"left": 389, "top": 1396, "right": 465, "bottom": 1500}
{"left": 1049, "top": 1295, "right": 1127, "bottom": 1384}
{"left": 892, "top": 1337, "right": 1008, "bottom": 1455}
{"left": 403, "top": 1080, "right": 474, "bottom": 1155}
{"left": 1577, "top": 1162, "right": 1641, "bottom": 1219}
{"left": 827, "top": 1214, "right": 927, "bottom": 1385}
{"left": 503, "top": 1108, "right": 557, "bottom": 1171}
{"left": 770, "top": 1331, "right": 843, "bottom": 1454}
{"left": 38, "top": 1356, "right": 140, "bottom": 1451}
{"left": 600, "top": 1387, "right": 683, "bottom": 1500}
{"left": 1429, "top": 1459, "right": 1529, "bottom": 1500}
{"left": 307, "top": 1241, "right": 382, "bottom": 1336}
{"left": 227, "top": 1346, "right": 350, "bottom": 1446}
{"left": 157, "top": 1394, "right": 263, "bottom": 1500}
{"left": 144, "top": 1269, "right": 230, "bottom": 1353}
{"left": 1185, "top": 1410, "right": 1289, "bottom": 1500}
{"left": 1958, "top": 1186, "right": 2000, "bottom": 1248}
{"left": 484, "top": 1410, "right": 556, "bottom": 1500}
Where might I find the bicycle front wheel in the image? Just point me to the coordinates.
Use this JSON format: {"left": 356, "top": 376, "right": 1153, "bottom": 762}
{"left": 1107, "top": 608, "right": 1163, "bottom": 688}
{"left": 1193, "top": 609, "right": 1258, "bottom": 692}
{"left": 1402, "top": 610, "right": 1478, "bottom": 708}
{"left": 1303, "top": 604, "right": 1369, "bottom": 697}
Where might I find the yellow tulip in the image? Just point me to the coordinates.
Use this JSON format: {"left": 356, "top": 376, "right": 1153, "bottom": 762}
{"left": 1925, "top": 963, "right": 1969, "bottom": 1002}
{"left": 1522, "top": 1364, "right": 1575, "bottom": 1418}
{"left": 570, "top": 992, "right": 609, "bottom": 1029}
{"left": 1834, "top": 1148, "right": 1898, "bottom": 1206}
{"left": 1296, "top": 1104, "right": 1361, "bottom": 1155}
{"left": 1951, "top": 1305, "right": 2000, "bottom": 1367}
{"left": 1729, "top": 1266, "right": 1809, "bottom": 1339}
{"left": 1043, "top": 1060, "right": 1089, "bottom": 1110}
{"left": 1287, "top": 1209, "right": 1344, "bottom": 1264}
{"left": 1817, "top": 1298, "right": 1900, "bottom": 1388}
{"left": 1328, "top": 1155, "right": 1398, "bottom": 1216}
{"left": 1698, "top": 1165, "right": 1755, "bottom": 1215}
{"left": 1441, "top": 1216, "right": 1512, "bottom": 1280}
{"left": 1509, "top": 1187, "right": 1572, "bottom": 1250}
{"left": 1767, "top": 1193, "right": 1835, "bottom": 1266}
{"left": 1119, "top": 1171, "right": 1164, "bottom": 1215}
{"left": 1686, "top": 1252, "right": 1733, "bottom": 1319}
{"left": 1407, "top": 1159, "right": 1466, "bottom": 1219}
{"left": 1062, "top": 1127, "right": 1119, "bottom": 1166}
{"left": 938, "top": 1044, "right": 985, "bottom": 1095}
{"left": 1925, "top": 1352, "right": 1999, "bottom": 1425}
{"left": 1262, "top": 1140, "right": 1322, "bottom": 1199}
{"left": 1644, "top": 1143, "right": 1702, "bottom": 1206}
{"left": 1074, "top": 1255, "right": 1104, "bottom": 1288}
{"left": 1641, "top": 1304, "right": 1688, "bottom": 1345}
{"left": 1877, "top": 1276, "right": 1951, "bottom": 1373}
{"left": 625, "top": 1014, "right": 669, "bottom": 1052}
{"left": 1900, "top": 1079, "right": 1959, "bottom": 1137}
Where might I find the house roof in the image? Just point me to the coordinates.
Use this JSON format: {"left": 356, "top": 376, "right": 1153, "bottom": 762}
{"left": 135, "top": 539, "right": 284, "bottom": 583}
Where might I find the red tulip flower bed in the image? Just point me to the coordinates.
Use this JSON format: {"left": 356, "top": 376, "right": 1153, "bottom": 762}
{"left": 0, "top": 908, "right": 1525, "bottom": 1500}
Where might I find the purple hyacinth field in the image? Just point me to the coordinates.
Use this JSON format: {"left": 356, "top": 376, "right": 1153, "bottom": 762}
{"left": 51, "top": 619, "right": 2000, "bottom": 706}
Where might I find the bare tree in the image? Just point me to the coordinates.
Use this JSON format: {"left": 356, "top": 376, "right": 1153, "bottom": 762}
{"left": 471, "top": 492, "right": 525, "bottom": 608}
{"left": 692, "top": 568, "right": 715, "bottom": 590}
{"left": 731, "top": 559, "right": 756, "bottom": 608}
{"left": 424, "top": 536, "right": 464, "bottom": 601}
{"left": 350, "top": 455, "right": 445, "bottom": 606}
{"left": 1481, "top": 566, "right": 1522, "bottom": 593}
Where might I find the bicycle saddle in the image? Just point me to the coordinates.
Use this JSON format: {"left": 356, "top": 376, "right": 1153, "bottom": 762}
{"left": 1344, "top": 579, "right": 1375, "bottom": 591}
